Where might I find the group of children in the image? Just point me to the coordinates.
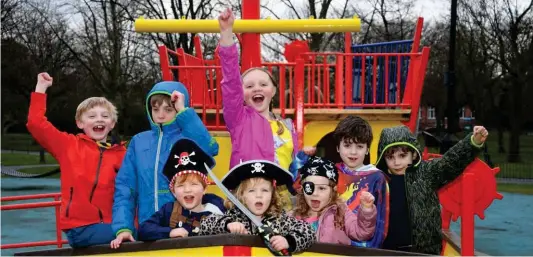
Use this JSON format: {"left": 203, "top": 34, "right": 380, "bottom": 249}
{"left": 26, "top": 7, "right": 490, "bottom": 256}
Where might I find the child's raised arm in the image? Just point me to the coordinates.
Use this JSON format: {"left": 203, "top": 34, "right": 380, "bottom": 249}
{"left": 422, "top": 126, "right": 488, "bottom": 190}
{"left": 344, "top": 192, "right": 377, "bottom": 242}
{"left": 218, "top": 8, "right": 245, "bottom": 132}
{"left": 172, "top": 91, "right": 219, "bottom": 156}
{"left": 26, "top": 72, "right": 74, "bottom": 159}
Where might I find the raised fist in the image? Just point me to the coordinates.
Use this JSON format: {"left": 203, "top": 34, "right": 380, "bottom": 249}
{"left": 35, "top": 72, "right": 53, "bottom": 93}
{"left": 360, "top": 191, "right": 375, "bottom": 209}
{"left": 218, "top": 8, "right": 235, "bottom": 32}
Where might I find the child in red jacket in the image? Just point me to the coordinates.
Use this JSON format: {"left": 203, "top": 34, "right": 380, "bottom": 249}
{"left": 26, "top": 72, "right": 126, "bottom": 247}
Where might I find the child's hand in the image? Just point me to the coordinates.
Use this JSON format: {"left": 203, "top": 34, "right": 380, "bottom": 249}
{"left": 35, "top": 72, "right": 53, "bottom": 93}
{"left": 110, "top": 231, "right": 135, "bottom": 249}
{"left": 472, "top": 126, "right": 488, "bottom": 145}
{"left": 218, "top": 8, "right": 235, "bottom": 32}
{"left": 171, "top": 90, "right": 185, "bottom": 112}
{"left": 360, "top": 191, "right": 375, "bottom": 210}
{"left": 227, "top": 222, "right": 249, "bottom": 234}
{"left": 303, "top": 146, "right": 316, "bottom": 155}
{"left": 169, "top": 227, "right": 189, "bottom": 238}
{"left": 270, "top": 235, "right": 289, "bottom": 252}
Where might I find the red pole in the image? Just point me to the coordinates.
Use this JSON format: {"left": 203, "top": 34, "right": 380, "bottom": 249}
{"left": 461, "top": 172, "right": 475, "bottom": 256}
{"left": 55, "top": 195, "right": 63, "bottom": 248}
{"left": 241, "top": 0, "right": 261, "bottom": 71}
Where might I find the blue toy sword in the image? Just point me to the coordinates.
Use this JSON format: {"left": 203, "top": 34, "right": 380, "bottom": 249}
{"left": 204, "top": 163, "right": 290, "bottom": 256}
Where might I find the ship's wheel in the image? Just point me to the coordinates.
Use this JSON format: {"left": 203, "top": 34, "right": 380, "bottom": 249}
{"left": 437, "top": 157, "right": 504, "bottom": 221}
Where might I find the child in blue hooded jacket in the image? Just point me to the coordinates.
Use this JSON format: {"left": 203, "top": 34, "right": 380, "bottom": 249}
{"left": 110, "top": 81, "right": 219, "bottom": 248}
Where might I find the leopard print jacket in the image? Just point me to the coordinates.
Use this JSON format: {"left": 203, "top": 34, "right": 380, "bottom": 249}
{"left": 199, "top": 208, "right": 316, "bottom": 253}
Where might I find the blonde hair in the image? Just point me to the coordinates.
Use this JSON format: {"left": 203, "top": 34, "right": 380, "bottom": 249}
{"left": 224, "top": 177, "right": 283, "bottom": 217}
{"left": 293, "top": 180, "right": 346, "bottom": 229}
{"left": 241, "top": 67, "right": 285, "bottom": 136}
{"left": 75, "top": 97, "right": 118, "bottom": 122}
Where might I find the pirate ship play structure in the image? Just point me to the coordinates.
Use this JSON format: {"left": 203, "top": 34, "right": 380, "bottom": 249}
{"left": 2, "top": 0, "right": 503, "bottom": 255}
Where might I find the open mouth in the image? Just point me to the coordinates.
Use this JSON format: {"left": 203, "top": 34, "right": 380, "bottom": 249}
{"left": 93, "top": 125, "right": 105, "bottom": 132}
{"left": 252, "top": 95, "right": 265, "bottom": 104}
{"left": 310, "top": 200, "right": 321, "bottom": 209}
{"left": 348, "top": 157, "right": 358, "bottom": 162}
{"left": 183, "top": 195, "right": 195, "bottom": 204}
{"left": 254, "top": 201, "right": 264, "bottom": 209}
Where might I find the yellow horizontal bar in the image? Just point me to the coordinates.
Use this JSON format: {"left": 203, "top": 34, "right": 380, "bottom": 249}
{"left": 134, "top": 17, "right": 360, "bottom": 33}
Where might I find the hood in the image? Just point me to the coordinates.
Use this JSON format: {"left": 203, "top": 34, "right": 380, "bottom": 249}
{"left": 145, "top": 81, "right": 190, "bottom": 127}
{"left": 202, "top": 193, "right": 226, "bottom": 215}
{"left": 375, "top": 125, "right": 422, "bottom": 172}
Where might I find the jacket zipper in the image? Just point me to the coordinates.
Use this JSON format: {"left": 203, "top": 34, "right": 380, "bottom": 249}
{"left": 89, "top": 148, "right": 104, "bottom": 223}
{"left": 404, "top": 173, "right": 414, "bottom": 248}
{"left": 153, "top": 125, "right": 164, "bottom": 211}
{"left": 65, "top": 187, "right": 74, "bottom": 217}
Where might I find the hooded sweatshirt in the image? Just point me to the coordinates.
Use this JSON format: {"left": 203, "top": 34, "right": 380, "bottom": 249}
{"left": 112, "top": 81, "right": 219, "bottom": 236}
{"left": 336, "top": 163, "right": 389, "bottom": 248}
{"left": 375, "top": 125, "right": 483, "bottom": 254}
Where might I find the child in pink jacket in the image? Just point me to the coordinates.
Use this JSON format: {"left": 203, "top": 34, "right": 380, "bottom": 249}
{"left": 217, "top": 8, "right": 308, "bottom": 208}
{"left": 292, "top": 156, "right": 377, "bottom": 245}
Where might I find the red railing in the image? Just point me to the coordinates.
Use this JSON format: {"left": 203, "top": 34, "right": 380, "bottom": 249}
{"left": 0, "top": 193, "right": 67, "bottom": 249}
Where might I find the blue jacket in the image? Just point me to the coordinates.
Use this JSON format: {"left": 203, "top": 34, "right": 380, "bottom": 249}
{"left": 112, "top": 81, "right": 219, "bottom": 236}
{"left": 138, "top": 193, "right": 225, "bottom": 241}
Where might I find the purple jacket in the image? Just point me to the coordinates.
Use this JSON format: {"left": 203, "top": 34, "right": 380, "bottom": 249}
{"left": 296, "top": 204, "right": 377, "bottom": 245}
{"left": 218, "top": 44, "right": 299, "bottom": 171}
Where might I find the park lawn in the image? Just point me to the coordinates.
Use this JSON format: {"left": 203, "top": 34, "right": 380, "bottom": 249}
{"left": 497, "top": 183, "right": 533, "bottom": 195}
{"left": 1, "top": 153, "right": 57, "bottom": 166}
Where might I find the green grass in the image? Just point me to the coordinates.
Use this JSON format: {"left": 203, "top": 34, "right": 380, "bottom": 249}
{"left": 1, "top": 153, "right": 57, "bottom": 166}
{"left": 1, "top": 133, "right": 43, "bottom": 152}
{"left": 497, "top": 183, "right": 533, "bottom": 195}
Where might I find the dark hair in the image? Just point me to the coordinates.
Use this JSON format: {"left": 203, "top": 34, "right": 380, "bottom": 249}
{"left": 333, "top": 115, "right": 373, "bottom": 147}
{"left": 383, "top": 145, "right": 416, "bottom": 158}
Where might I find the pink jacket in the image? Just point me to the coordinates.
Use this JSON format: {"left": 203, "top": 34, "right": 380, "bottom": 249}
{"left": 307, "top": 204, "right": 377, "bottom": 245}
{"left": 218, "top": 43, "right": 299, "bottom": 170}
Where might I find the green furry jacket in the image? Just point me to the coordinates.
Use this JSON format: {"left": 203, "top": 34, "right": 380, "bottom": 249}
{"left": 375, "top": 126, "right": 483, "bottom": 254}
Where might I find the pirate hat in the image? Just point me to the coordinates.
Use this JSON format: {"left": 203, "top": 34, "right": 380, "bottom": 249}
{"left": 299, "top": 156, "right": 338, "bottom": 183}
{"left": 163, "top": 138, "right": 215, "bottom": 187}
{"left": 221, "top": 160, "right": 294, "bottom": 190}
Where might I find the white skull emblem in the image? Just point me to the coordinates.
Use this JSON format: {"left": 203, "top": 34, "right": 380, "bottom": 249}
{"left": 174, "top": 151, "right": 196, "bottom": 168}
{"left": 311, "top": 158, "right": 324, "bottom": 164}
{"left": 308, "top": 167, "right": 319, "bottom": 175}
{"left": 326, "top": 168, "right": 336, "bottom": 181}
{"left": 305, "top": 183, "right": 312, "bottom": 194}
{"left": 251, "top": 163, "right": 265, "bottom": 174}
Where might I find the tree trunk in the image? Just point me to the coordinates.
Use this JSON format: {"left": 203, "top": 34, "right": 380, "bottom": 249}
{"left": 507, "top": 79, "right": 522, "bottom": 162}
{"left": 39, "top": 148, "right": 46, "bottom": 164}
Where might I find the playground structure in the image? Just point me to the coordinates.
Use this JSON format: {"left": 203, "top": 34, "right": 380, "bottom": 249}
{"left": 2, "top": 0, "right": 503, "bottom": 256}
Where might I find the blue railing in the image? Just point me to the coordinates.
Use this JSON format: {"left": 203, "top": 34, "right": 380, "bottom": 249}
{"left": 349, "top": 40, "right": 413, "bottom": 106}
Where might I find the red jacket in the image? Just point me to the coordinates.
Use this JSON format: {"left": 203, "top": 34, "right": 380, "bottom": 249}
{"left": 26, "top": 92, "right": 126, "bottom": 230}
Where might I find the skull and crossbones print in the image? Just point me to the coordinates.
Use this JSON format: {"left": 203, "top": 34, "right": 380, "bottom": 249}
{"left": 324, "top": 163, "right": 336, "bottom": 181}
{"left": 251, "top": 162, "right": 265, "bottom": 174}
{"left": 174, "top": 151, "right": 196, "bottom": 168}
{"left": 303, "top": 182, "right": 314, "bottom": 195}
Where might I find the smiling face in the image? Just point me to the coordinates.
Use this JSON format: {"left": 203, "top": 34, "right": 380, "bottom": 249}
{"left": 337, "top": 138, "right": 368, "bottom": 170}
{"left": 76, "top": 105, "right": 116, "bottom": 142}
{"left": 240, "top": 178, "right": 273, "bottom": 218}
{"left": 242, "top": 69, "right": 277, "bottom": 117}
{"left": 384, "top": 146, "right": 417, "bottom": 175}
{"left": 303, "top": 176, "right": 333, "bottom": 213}
{"left": 172, "top": 173, "right": 207, "bottom": 212}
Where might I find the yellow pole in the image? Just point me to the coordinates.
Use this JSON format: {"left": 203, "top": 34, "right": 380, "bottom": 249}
{"left": 135, "top": 16, "right": 360, "bottom": 33}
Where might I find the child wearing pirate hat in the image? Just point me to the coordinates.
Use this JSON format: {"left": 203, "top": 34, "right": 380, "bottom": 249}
{"left": 136, "top": 139, "right": 225, "bottom": 241}
{"left": 199, "top": 160, "right": 316, "bottom": 254}
{"left": 292, "top": 156, "right": 378, "bottom": 245}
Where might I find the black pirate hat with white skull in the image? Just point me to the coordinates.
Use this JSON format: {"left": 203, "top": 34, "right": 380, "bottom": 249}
{"left": 163, "top": 138, "right": 215, "bottom": 188}
{"left": 221, "top": 160, "right": 294, "bottom": 190}
{"left": 299, "top": 156, "right": 338, "bottom": 183}
{"left": 298, "top": 156, "right": 338, "bottom": 195}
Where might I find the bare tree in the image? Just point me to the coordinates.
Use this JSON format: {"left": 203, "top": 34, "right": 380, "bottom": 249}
{"left": 459, "top": 0, "right": 533, "bottom": 162}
